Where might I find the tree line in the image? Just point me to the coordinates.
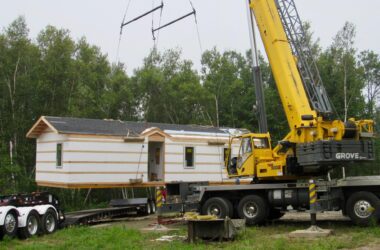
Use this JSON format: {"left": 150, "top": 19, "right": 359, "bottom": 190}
{"left": 0, "top": 17, "right": 379, "bottom": 205}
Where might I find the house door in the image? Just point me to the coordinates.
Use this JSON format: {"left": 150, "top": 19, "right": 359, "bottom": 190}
{"left": 148, "top": 141, "right": 164, "bottom": 181}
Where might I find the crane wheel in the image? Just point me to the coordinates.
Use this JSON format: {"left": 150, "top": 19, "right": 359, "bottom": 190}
{"left": 18, "top": 210, "right": 41, "bottom": 239}
{"left": 201, "top": 197, "right": 233, "bottom": 219}
{"left": 1, "top": 210, "right": 18, "bottom": 239}
{"left": 41, "top": 209, "right": 58, "bottom": 234}
{"left": 237, "top": 195, "right": 269, "bottom": 225}
{"left": 346, "top": 191, "right": 380, "bottom": 226}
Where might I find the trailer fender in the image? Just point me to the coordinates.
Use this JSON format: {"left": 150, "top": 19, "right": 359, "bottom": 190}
{"left": 16, "top": 207, "right": 40, "bottom": 228}
{"left": 33, "top": 205, "right": 58, "bottom": 217}
{"left": 0, "top": 206, "right": 19, "bottom": 226}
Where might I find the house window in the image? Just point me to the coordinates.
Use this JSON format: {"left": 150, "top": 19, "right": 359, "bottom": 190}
{"left": 56, "top": 143, "right": 62, "bottom": 167}
{"left": 185, "top": 147, "right": 194, "bottom": 168}
{"left": 223, "top": 148, "right": 229, "bottom": 167}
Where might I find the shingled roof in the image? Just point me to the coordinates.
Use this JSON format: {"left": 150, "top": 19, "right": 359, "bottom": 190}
{"left": 26, "top": 116, "right": 228, "bottom": 138}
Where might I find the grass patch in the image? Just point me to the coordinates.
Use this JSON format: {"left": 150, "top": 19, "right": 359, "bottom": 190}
{"left": 1, "top": 222, "right": 379, "bottom": 250}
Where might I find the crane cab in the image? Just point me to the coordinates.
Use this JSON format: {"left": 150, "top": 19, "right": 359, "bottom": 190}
{"left": 226, "top": 133, "right": 283, "bottom": 179}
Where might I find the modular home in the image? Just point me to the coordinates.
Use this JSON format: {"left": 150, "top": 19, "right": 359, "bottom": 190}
{"left": 27, "top": 116, "right": 244, "bottom": 188}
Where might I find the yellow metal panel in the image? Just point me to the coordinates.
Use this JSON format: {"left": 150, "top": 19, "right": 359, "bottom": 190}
{"left": 250, "top": 0, "right": 316, "bottom": 129}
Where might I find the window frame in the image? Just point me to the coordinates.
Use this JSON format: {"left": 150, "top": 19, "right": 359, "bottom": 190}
{"left": 184, "top": 146, "right": 195, "bottom": 169}
{"left": 223, "top": 147, "right": 229, "bottom": 168}
{"left": 56, "top": 143, "right": 63, "bottom": 168}
{"left": 239, "top": 137, "right": 252, "bottom": 157}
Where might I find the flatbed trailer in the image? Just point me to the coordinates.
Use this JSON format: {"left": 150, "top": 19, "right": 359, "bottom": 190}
{"left": 63, "top": 198, "right": 156, "bottom": 227}
{"left": 162, "top": 176, "right": 380, "bottom": 226}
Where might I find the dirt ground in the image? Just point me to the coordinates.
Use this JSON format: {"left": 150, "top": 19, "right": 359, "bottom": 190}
{"left": 91, "top": 211, "right": 350, "bottom": 230}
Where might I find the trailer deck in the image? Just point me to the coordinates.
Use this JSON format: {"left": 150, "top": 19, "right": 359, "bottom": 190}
{"left": 63, "top": 198, "right": 153, "bottom": 227}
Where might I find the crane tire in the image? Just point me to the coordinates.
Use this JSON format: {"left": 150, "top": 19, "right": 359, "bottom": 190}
{"left": 201, "top": 197, "right": 232, "bottom": 219}
{"left": 346, "top": 191, "right": 380, "bottom": 226}
{"left": 237, "top": 195, "right": 269, "bottom": 225}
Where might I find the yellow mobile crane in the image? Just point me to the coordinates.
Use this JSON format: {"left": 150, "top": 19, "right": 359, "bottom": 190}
{"left": 226, "top": 0, "right": 374, "bottom": 181}
{"left": 162, "top": 0, "right": 379, "bottom": 226}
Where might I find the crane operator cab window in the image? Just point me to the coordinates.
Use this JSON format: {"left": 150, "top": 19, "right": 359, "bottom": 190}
{"left": 237, "top": 137, "right": 253, "bottom": 169}
{"left": 227, "top": 137, "right": 252, "bottom": 175}
{"left": 227, "top": 136, "right": 271, "bottom": 176}
{"left": 253, "top": 138, "right": 269, "bottom": 149}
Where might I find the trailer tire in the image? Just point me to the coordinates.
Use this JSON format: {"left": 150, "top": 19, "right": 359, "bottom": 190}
{"left": 346, "top": 191, "right": 380, "bottom": 226}
{"left": 41, "top": 209, "right": 58, "bottom": 234}
{"left": 146, "top": 203, "right": 152, "bottom": 215}
{"left": 267, "top": 209, "right": 285, "bottom": 220}
{"left": 150, "top": 200, "right": 156, "bottom": 214}
{"left": 201, "top": 197, "right": 232, "bottom": 219}
{"left": 138, "top": 203, "right": 151, "bottom": 216}
{"left": 237, "top": 195, "right": 269, "bottom": 225}
{"left": 18, "top": 210, "right": 41, "bottom": 239}
{"left": 0, "top": 210, "right": 18, "bottom": 239}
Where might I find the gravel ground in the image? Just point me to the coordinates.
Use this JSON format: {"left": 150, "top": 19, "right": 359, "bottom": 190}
{"left": 281, "top": 211, "right": 350, "bottom": 222}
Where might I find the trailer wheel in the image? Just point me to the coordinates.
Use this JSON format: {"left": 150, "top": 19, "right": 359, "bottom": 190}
{"left": 0, "top": 210, "right": 18, "bottom": 239}
{"left": 201, "top": 197, "right": 232, "bottom": 219}
{"left": 138, "top": 203, "right": 151, "bottom": 216}
{"left": 346, "top": 191, "right": 380, "bottom": 226}
{"left": 18, "top": 210, "right": 41, "bottom": 239}
{"left": 41, "top": 209, "right": 58, "bottom": 234}
{"left": 237, "top": 195, "right": 269, "bottom": 225}
{"left": 146, "top": 203, "right": 152, "bottom": 215}
{"left": 267, "top": 209, "right": 285, "bottom": 220}
{"left": 150, "top": 200, "right": 156, "bottom": 214}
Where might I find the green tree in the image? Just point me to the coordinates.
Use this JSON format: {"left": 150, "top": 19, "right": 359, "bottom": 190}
{"left": 133, "top": 49, "right": 209, "bottom": 125}
{"left": 331, "top": 22, "right": 365, "bottom": 120}
{"left": 201, "top": 48, "right": 256, "bottom": 129}
{"left": 358, "top": 50, "right": 380, "bottom": 118}
{"left": 68, "top": 38, "right": 113, "bottom": 118}
{"left": 0, "top": 16, "right": 40, "bottom": 192}
{"left": 318, "top": 23, "right": 365, "bottom": 120}
{"left": 37, "top": 25, "right": 76, "bottom": 116}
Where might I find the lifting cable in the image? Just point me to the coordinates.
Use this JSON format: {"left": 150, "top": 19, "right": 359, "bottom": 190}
{"left": 116, "top": 0, "right": 164, "bottom": 63}
{"left": 151, "top": 0, "right": 164, "bottom": 48}
{"left": 152, "top": 1, "right": 196, "bottom": 41}
{"left": 121, "top": 1, "right": 164, "bottom": 29}
{"left": 116, "top": 0, "right": 203, "bottom": 64}
{"left": 151, "top": 0, "right": 203, "bottom": 53}
{"left": 189, "top": 0, "right": 203, "bottom": 54}
{"left": 115, "top": 0, "right": 132, "bottom": 64}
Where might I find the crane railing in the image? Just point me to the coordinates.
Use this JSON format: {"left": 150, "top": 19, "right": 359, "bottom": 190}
{"left": 275, "top": 0, "right": 333, "bottom": 117}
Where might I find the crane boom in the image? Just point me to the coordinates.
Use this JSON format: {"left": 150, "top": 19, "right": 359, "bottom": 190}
{"left": 250, "top": 0, "right": 316, "bottom": 129}
{"left": 276, "top": 0, "right": 333, "bottom": 116}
